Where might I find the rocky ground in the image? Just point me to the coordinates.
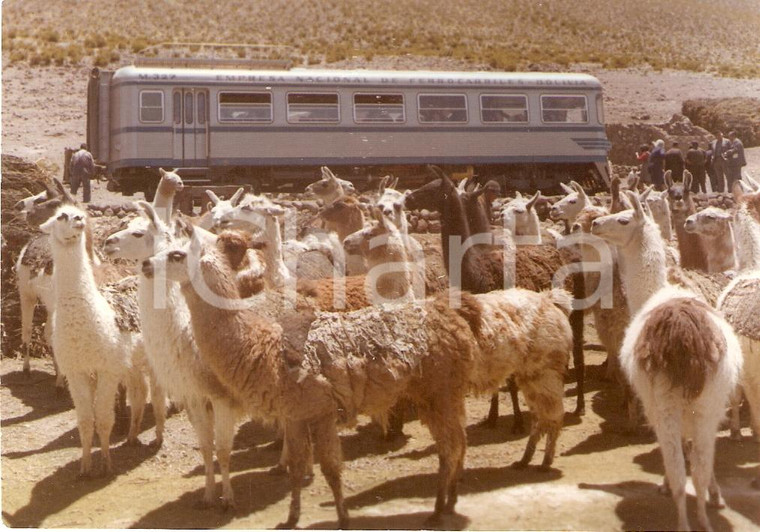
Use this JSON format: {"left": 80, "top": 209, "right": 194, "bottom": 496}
{"left": 2, "top": 62, "right": 760, "bottom": 529}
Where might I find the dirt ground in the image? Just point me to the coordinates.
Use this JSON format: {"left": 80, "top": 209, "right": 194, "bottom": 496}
{"left": 1, "top": 342, "right": 759, "bottom": 530}
{"left": 2, "top": 63, "right": 760, "bottom": 529}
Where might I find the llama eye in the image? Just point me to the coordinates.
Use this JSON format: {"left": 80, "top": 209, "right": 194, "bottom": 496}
{"left": 168, "top": 251, "right": 186, "bottom": 262}
{"left": 618, "top": 218, "right": 630, "bottom": 226}
{"left": 241, "top": 204, "right": 253, "bottom": 212}
{"left": 568, "top": 199, "right": 577, "bottom": 204}
{"left": 133, "top": 232, "right": 145, "bottom": 238}
{"left": 57, "top": 213, "right": 68, "bottom": 221}
{"left": 34, "top": 197, "right": 45, "bottom": 204}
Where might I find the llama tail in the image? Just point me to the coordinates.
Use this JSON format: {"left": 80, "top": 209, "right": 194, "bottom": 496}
{"left": 547, "top": 287, "right": 573, "bottom": 316}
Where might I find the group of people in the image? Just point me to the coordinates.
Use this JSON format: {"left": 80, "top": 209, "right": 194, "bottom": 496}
{"left": 636, "top": 131, "right": 746, "bottom": 193}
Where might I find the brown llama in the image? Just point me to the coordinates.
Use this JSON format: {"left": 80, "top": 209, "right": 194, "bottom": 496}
{"left": 666, "top": 170, "right": 709, "bottom": 272}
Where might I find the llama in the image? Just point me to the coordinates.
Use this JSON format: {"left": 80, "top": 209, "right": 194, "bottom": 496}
{"left": 318, "top": 196, "right": 367, "bottom": 275}
{"left": 204, "top": 187, "right": 246, "bottom": 230}
{"left": 591, "top": 191, "right": 742, "bottom": 531}
{"left": 644, "top": 189, "right": 673, "bottom": 242}
{"left": 147, "top": 228, "right": 573, "bottom": 527}
{"left": 406, "top": 167, "right": 584, "bottom": 426}
{"left": 152, "top": 168, "right": 184, "bottom": 222}
{"left": 684, "top": 207, "right": 737, "bottom": 273}
{"left": 502, "top": 191, "right": 542, "bottom": 245}
{"left": 549, "top": 181, "right": 589, "bottom": 225}
{"left": 103, "top": 202, "right": 246, "bottom": 508}
{"left": 666, "top": 170, "right": 709, "bottom": 272}
{"left": 304, "top": 166, "right": 356, "bottom": 203}
{"left": 40, "top": 205, "right": 157, "bottom": 477}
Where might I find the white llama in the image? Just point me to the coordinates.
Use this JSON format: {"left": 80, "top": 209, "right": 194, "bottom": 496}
{"left": 103, "top": 202, "right": 246, "bottom": 508}
{"left": 40, "top": 205, "right": 153, "bottom": 477}
{"left": 591, "top": 191, "right": 742, "bottom": 531}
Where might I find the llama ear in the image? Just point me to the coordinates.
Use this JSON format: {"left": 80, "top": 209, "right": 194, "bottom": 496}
{"left": 377, "top": 175, "right": 389, "bottom": 194}
{"left": 639, "top": 185, "right": 654, "bottom": 203}
{"left": 514, "top": 191, "right": 523, "bottom": 199}
{"left": 53, "top": 178, "right": 77, "bottom": 205}
{"left": 42, "top": 179, "right": 59, "bottom": 198}
{"left": 390, "top": 176, "right": 399, "bottom": 190}
{"left": 526, "top": 191, "right": 540, "bottom": 211}
{"left": 205, "top": 190, "right": 221, "bottom": 205}
{"left": 159, "top": 168, "right": 167, "bottom": 177}
{"left": 625, "top": 190, "right": 645, "bottom": 219}
{"left": 664, "top": 170, "right": 674, "bottom": 189}
{"left": 230, "top": 187, "right": 245, "bottom": 207}
{"left": 559, "top": 182, "right": 574, "bottom": 195}
{"left": 570, "top": 181, "right": 588, "bottom": 201}
{"left": 683, "top": 170, "right": 693, "bottom": 195}
{"left": 137, "top": 200, "right": 160, "bottom": 228}
{"left": 322, "top": 166, "right": 337, "bottom": 182}
{"left": 742, "top": 172, "right": 759, "bottom": 191}
{"left": 732, "top": 180, "right": 747, "bottom": 201}
{"left": 630, "top": 174, "right": 640, "bottom": 191}
{"left": 39, "top": 215, "right": 56, "bottom": 234}
{"left": 457, "top": 179, "right": 468, "bottom": 192}
{"left": 427, "top": 165, "right": 447, "bottom": 182}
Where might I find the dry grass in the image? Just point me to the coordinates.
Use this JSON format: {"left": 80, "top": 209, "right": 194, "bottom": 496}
{"left": 2, "top": 0, "right": 760, "bottom": 76}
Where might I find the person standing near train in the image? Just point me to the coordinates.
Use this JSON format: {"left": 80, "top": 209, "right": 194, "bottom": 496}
{"left": 648, "top": 139, "right": 666, "bottom": 190}
{"left": 724, "top": 131, "right": 746, "bottom": 191}
{"left": 664, "top": 141, "right": 685, "bottom": 181}
{"left": 69, "top": 143, "right": 94, "bottom": 203}
{"left": 685, "top": 140, "right": 707, "bottom": 193}
{"left": 711, "top": 131, "right": 728, "bottom": 192}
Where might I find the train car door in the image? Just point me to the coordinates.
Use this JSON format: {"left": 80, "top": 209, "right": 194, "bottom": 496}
{"left": 173, "top": 88, "right": 208, "bottom": 166}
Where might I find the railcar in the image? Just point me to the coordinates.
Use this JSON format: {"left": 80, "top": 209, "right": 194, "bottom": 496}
{"left": 87, "top": 61, "right": 611, "bottom": 198}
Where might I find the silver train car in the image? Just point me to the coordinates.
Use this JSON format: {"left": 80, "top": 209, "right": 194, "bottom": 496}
{"left": 87, "top": 64, "right": 611, "bottom": 198}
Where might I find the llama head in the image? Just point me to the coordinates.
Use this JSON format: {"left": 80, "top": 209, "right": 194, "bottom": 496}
{"left": 343, "top": 207, "right": 404, "bottom": 262}
{"left": 157, "top": 168, "right": 184, "bottom": 196}
{"left": 20, "top": 178, "right": 77, "bottom": 226}
{"left": 305, "top": 167, "right": 355, "bottom": 201}
{"left": 665, "top": 170, "right": 694, "bottom": 216}
{"left": 734, "top": 178, "right": 760, "bottom": 223}
{"left": 320, "top": 196, "right": 363, "bottom": 224}
{"left": 103, "top": 201, "right": 173, "bottom": 260}
{"left": 39, "top": 204, "right": 87, "bottom": 245}
{"left": 502, "top": 190, "right": 540, "bottom": 234}
{"left": 206, "top": 187, "right": 246, "bottom": 231}
{"left": 216, "top": 194, "right": 281, "bottom": 233}
{"left": 375, "top": 178, "right": 408, "bottom": 227}
{"left": 550, "top": 181, "right": 588, "bottom": 222}
{"left": 570, "top": 205, "right": 609, "bottom": 235}
{"left": 590, "top": 191, "right": 647, "bottom": 248}
{"left": 684, "top": 207, "right": 731, "bottom": 238}
{"left": 645, "top": 189, "right": 671, "bottom": 220}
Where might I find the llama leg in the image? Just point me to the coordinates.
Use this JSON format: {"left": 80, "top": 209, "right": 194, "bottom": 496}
{"left": 653, "top": 415, "right": 689, "bottom": 531}
{"left": 729, "top": 387, "right": 742, "bottom": 440}
{"left": 44, "top": 319, "right": 65, "bottom": 391}
{"left": 690, "top": 427, "right": 719, "bottom": 532}
{"left": 186, "top": 401, "right": 216, "bottom": 508}
{"left": 67, "top": 372, "right": 96, "bottom": 477}
{"left": 125, "top": 367, "right": 147, "bottom": 446}
{"left": 508, "top": 379, "right": 524, "bottom": 433}
{"left": 515, "top": 372, "right": 565, "bottom": 470}
{"left": 214, "top": 403, "right": 238, "bottom": 510}
{"left": 93, "top": 376, "right": 120, "bottom": 476}
{"left": 312, "top": 414, "right": 349, "bottom": 529}
{"left": 19, "top": 291, "right": 35, "bottom": 377}
{"left": 149, "top": 374, "right": 167, "bottom": 447}
{"left": 570, "top": 305, "right": 585, "bottom": 415}
{"left": 276, "top": 420, "right": 309, "bottom": 530}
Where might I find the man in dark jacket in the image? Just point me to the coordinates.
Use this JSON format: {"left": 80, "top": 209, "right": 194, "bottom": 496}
{"left": 664, "top": 141, "right": 685, "bottom": 181}
{"left": 648, "top": 139, "right": 666, "bottom": 190}
{"left": 685, "top": 141, "right": 707, "bottom": 193}
{"left": 711, "top": 131, "right": 728, "bottom": 192}
{"left": 70, "top": 143, "right": 94, "bottom": 203}
{"left": 725, "top": 131, "right": 746, "bottom": 191}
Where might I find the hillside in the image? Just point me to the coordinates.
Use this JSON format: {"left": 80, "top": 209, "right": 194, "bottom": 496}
{"left": 3, "top": 0, "right": 760, "bottom": 76}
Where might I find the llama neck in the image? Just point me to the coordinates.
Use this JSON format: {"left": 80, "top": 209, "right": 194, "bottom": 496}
{"left": 673, "top": 209, "right": 708, "bottom": 271}
{"left": 440, "top": 193, "right": 472, "bottom": 274}
{"left": 366, "top": 236, "right": 413, "bottom": 301}
{"left": 49, "top": 235, "right": 99, "bottom": 302}
{"left": 652, "top": 207, "right": 673, "bottom": 241}
{"left": 264, "top": 216, "right": 291, "bottom": 289}
{"left": 618, "top": 221, "right": 668, "bottom": 314}
{"left": 152, "top": 187, "right": 176, "bottom": 223}
{"left": 733, "top": 206, "right": 760, "bottom": 271}
{"left": 701, "top": 224, "right": 737, "bottom": 273}
{"left": 515, "top": 211, "right": 542, "bottom": 244}
{"left": 335, "top": 210, "right": 365, "bottom": 241}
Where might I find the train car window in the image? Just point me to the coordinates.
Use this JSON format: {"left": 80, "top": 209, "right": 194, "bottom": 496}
{"left": 480, "top": 94, "right": 528, "bottom": 123}
{"left": 418, "top": 94, "right": 467, "bottom": 123}
{"left": 173, "top": 92, "right": 181, "bottom": 124}
{"left": 219, "top": 92, "right": 272, "bottom": 123}
{"left": 139, "top": 90, "right": 164, "bottom": 123}
{"left": 540, "top": 95, "right": 588, "bottom": 123}
{"left": 197, "top": 92, "right": 207, "bottom": 125}
{"left": 353, "top": 94, "right": 405, "bottom": 123}
{"left": 184, "top": 92, "right": 194, "bottom": 124}
{"left": 287, "top": 93, "right": 339, "bottom": 123}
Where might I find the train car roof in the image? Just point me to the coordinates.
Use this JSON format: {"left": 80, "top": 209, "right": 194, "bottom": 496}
{"left": 111, "top": 65, "right": 603, "bottom": 90}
